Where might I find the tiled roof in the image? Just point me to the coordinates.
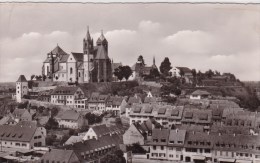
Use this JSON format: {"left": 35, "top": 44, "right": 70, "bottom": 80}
{"left": 56, "top": 110, "right": 81, "bottom": 121}
{"left": 91, "top": 124, "right": 121, "bottom": 137}
{"left": 72, "top": 52, "right": 84, "bottom": 61}
{"left": 48, "top": 45, "right": 68, "bottom": 57}
{"left": 16, "top": 75, "right": 27, "bottom": 82}
{"left": 51, "top": 86, "right": 82, "bottom": 95}
{"left": 107, "top": 96, "right": 125, "bottom": 106}
{"left": 13, "top": 109, "right": 28, "bottom": 118}
{"left": 65, "top": 135, "right": 84, "bottom": 145}
{"left": 128, "top": 96, "right": 142, "bottom": 105}
{"left": 0, "top": 123, "right": 37, "bottom": 142}
{"left": 41, "top": 149, "right": 77, "bottom": 163}
{"left": 168, "top": 129, "right": 186, "bottom": 146}
{"left": 191, "top": 90, "right": 211, "bottom": 96}
{"left": 64, "top": 133, "right": 123, "bottom": 154}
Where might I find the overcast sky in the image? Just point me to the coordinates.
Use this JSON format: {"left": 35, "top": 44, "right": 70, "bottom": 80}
{"left": 0, "top": 3, "right": 259, "bottom": 82}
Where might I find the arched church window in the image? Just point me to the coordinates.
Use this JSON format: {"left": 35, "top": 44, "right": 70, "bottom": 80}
{"left": 79, "top": 72, "right": 81, "bottom": 77}
{"left": 70, "top": 68, "right": 73, "bottom": 74}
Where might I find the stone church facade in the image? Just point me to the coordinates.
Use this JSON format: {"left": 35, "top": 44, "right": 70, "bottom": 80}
{"left": 42, "top": 27, "right": 112, "bottom": 83}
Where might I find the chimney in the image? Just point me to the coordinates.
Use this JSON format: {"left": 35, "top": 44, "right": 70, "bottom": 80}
{"left": 176, "top": 129, "right": 178, "bottom": 133}
{"left": 192, "top": 131, "right": 195, "bottom": 135}
{"left": 207, "top": 131, "right": 210, "bottom": 135}
{"left": 233, "top": 133, "right": 236, "bottom": 137}
{"left": 218, "top": 133, "right": 221, "bottom": 136}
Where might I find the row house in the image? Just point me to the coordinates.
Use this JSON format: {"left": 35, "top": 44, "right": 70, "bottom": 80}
{"left": 106, "top": 96, "right": 128, "bottom": 115}
{"left": 55, "top": 110, "right": 88, "bottom": 129}
{"left": 63, "top": 133, "right": 123, "bottom": 162}
{"left": 181, "top": 109, "right": 212, "bottom": 131}
{"left": 0, "top": 121, "right": 46, "bottom": 150}
{"left": 129, "top": 103, "right": 184, "bottom": 128}
{"left": 222, "top": 111, "right": 260, "bottom": 133}
{"left": 88, "top": 92, "right": 109, "bottom": 112}
{"left": 147, "top": 129, "right": 260, "bottom": 163}
{"left": 51, "top": 86, "right": 87, "bottom": 109}
{"left": 83, "top": 124, "right": 123, "bottom": 140}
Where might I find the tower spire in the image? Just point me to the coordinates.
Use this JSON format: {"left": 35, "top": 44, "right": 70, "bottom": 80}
{"left": 86, "top": 25, "right": 91, "bottom": 40}
{"left": 153, "top": 56, "right": 155, "bottom": 65}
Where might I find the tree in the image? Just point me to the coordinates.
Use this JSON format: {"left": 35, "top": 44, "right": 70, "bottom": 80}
{"left": 45, "top": 117, "right": 59, "bottom": 130}
{"left": 42, "top": 74, "right": 47, "bottom": 81}
{"left": 191, "top": 69, "right": 197, "bottom": 78}
{"left": 137, "top": 55, "right": 145, "bottom": 65}
{"left": 114, "top": 66, "right": 124, "bottom": 81}
{"left": 127, "top": 143, "right": 146, "bottom": 154}
{"left": 179, "top": 69, "right": 185, "bottom": 77}
{"left": 31, "top": 75, "right": 35, "bottom": 80}
{"left": 150, "top": 68, "right": 160, "bottom": 78}
{"left": 205, "top": 69, "right": 214, "bottom": 78}
{"left": 122, "top": 66, "right": 133, "bottom": 81}
{"left": 159, "top": 57, "right": 172, "bottom": 76}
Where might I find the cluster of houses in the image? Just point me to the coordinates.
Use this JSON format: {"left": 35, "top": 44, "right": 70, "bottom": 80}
{"left": 0, "top": 73, "right": 258, "bottom": 163}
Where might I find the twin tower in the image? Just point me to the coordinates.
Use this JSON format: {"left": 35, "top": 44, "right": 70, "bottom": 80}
{"left": 83, "top": 27, "right": 112, "bottom": 83}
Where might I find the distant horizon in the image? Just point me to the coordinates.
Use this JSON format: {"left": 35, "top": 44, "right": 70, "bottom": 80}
{"left": 0, "top": 3, "right": 259, "bottom": 82}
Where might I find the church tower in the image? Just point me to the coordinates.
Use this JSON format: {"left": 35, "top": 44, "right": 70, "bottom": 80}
{"left": 83, "top": 26, "right": 94, "bottom": 82}
{"left": 95, "top": 30, "right": 112, "bottom": 82}
{"left": 16, "top": 75, "right": 28, "bottom": 103}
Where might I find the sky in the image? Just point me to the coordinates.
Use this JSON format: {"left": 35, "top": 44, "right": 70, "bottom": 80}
{"left": 0, "top": 3, "right": 259, "bottom": 82}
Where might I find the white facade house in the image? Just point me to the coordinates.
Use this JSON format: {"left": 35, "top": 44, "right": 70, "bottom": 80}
{"left": 190, "top": 90, "right": 211, "bottom": 100}
{"left": 83, "top": 124, "right": 122, "bottom": 141}
{"left": 106, "top": 96, "right": 128, "bottom": 116}
{"left": 50, "top": 86, "right": 86, "bottom": 109}
{"left": 55, "top": 110, "right": 87, "bottom": 129}
{"left": 16, "top": 75, "right": 28, "bottom": 103}
{"left": 0, "top": 121, "right": 46, "bottom": 150}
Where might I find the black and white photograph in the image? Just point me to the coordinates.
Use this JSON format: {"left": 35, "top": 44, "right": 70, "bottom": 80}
{"left": 0, "top": 1, "right": 259, "bottom": 163}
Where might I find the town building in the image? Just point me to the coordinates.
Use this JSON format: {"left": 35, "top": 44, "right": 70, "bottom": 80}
{"left": 0, "top": 121, "right": 46, "bottom": 150}
{"left": 42, "top": 27, "right": 113, "bottom": 83}
{"left": 190, "top": 90, "right": 211, "bottom": 100}
{"left": 50, "top": 86, "right": 87, "bottom": 109}
{"left": 55, "top": 110, "right": 88, "bottom": 129}
{"left": 123, "top": 122, "right": 147, "bottom": 145}
{"left": 88, "top": 92, "right": 109, "bottom": 112}
{"left": 106, "top": 96, "right": 128, "bottom": 115}
{"left": 40, "top": 149, "right": 81, "bottom": 163}
{"left": 12, "top": 108, "right": 32, "bottom": 123}
{"left": 82, "top": 124, "right": 122, "bottom": 140}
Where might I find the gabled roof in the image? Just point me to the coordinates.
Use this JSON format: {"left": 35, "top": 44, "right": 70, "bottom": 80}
{"left": 56, "top": 110, "right": 81, "bottom": 121}
{"left": 191, "top": 90, "right": 211, "bottom": 96}
{"left": 48, "top": 45, "right": 68, "bottom": 57}
{"left": 95, "top": 46, "right": 109, "bottom": 60}
{"left": 16, "top": 75, "right": 27, "bottom": 82}
{"left": 51, "top": 86, "right": 83, "bottom": 95}
{"left": 13, "top": 109, "right": 29, "bottom": 118}
{"left": 91, "top": 124, "right": 121, "bottom": 137}
{"left": 169, "top": 130, "right": 186, "bottom": 146}
{"left": 41, "top": 149, "right": 77, "bottom": 163}
{"left": 72, "top": 52, "right": 84, "bottom": 62}
{"left": 0, "top": 123, "right": 37, "bottom": 142}
{"left": 64, "top": 133, "right": 123, "bottom": 154}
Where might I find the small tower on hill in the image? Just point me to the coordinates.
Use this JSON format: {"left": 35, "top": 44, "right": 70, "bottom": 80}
{"left": 16, "top": 75, "right": 28, "bottom": 103}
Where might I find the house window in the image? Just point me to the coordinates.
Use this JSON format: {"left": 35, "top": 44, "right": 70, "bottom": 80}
{"left": 153, "top": 146, "right": 156, "bottom": 150}
{"left": 70, "top": 67, "right": 73, "bottom": 74}
{"left": 161, "top": 146, "right": 164, "bottom": 150}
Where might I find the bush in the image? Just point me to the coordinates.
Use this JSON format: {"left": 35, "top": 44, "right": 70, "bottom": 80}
{"left": 127, "top": 143, "right": 147, "bottom": 154}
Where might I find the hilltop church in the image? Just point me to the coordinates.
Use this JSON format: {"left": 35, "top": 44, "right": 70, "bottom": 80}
{"left": 42, "top": 27, "right": 112, "bottom": 83}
